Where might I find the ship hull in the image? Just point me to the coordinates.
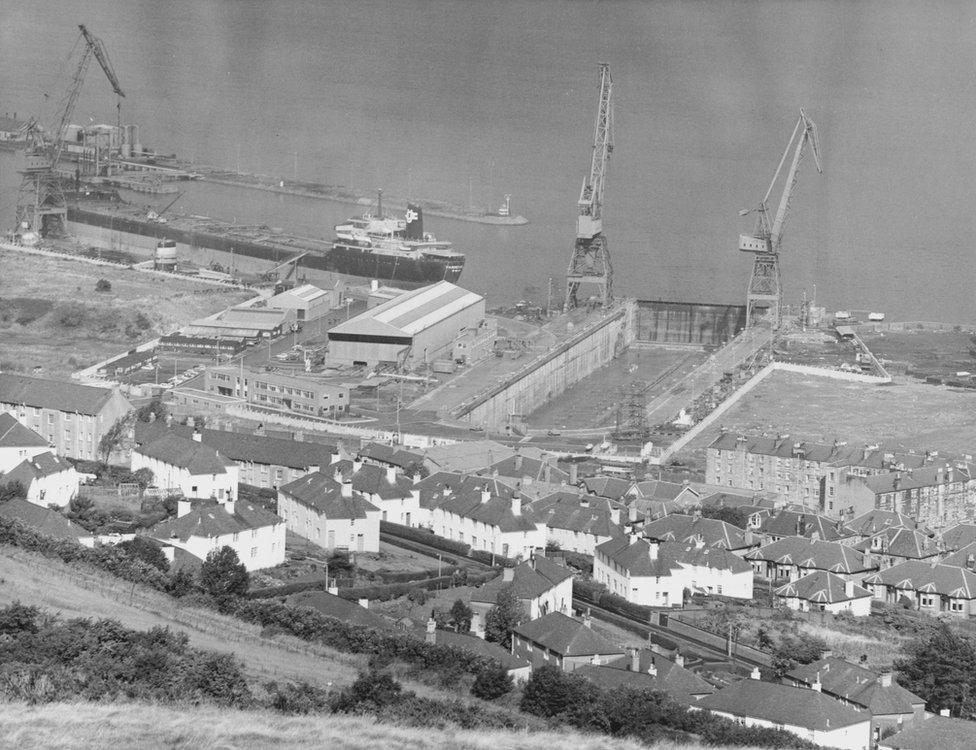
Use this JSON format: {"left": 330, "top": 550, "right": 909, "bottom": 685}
{"left": 65, "top": 205, "right": 464, "bottom": 286}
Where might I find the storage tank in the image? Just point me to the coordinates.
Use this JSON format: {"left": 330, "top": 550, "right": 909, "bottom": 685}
{"left": 126, "top": 124, "right": 141, "bottom": 155}
{"left": 154, "top": 239, "right": 177, "bottom": 271}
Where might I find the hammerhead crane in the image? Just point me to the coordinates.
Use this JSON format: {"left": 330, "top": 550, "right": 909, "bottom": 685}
{"left": 739, "top": 109, "right": 823, "bottom": 328}
{"left": 14, "top": 24, "right": 125, "bottom": 239}
{"left": 565, "top": 63, "right": 614, "bottom": 312}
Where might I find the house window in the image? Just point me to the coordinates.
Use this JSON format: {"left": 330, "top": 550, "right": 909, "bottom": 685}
{"left": 920, "top": 595, "right": 934, "bottom": 607}
{"left": 251, "top": 547, "right": 258, "bottom": 558}
{"left": 951, "top": 601, "right": 965, "bottom": 612}
{"left": 233, "top": 532, "right": 239, "bottom": 542}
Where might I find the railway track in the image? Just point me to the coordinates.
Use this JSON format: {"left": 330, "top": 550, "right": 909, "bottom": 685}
{"left": 574, "top": 597, "right": 769, "bottom": 670}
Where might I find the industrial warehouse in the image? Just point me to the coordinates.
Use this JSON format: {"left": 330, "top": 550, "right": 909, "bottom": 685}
{"left": 326, "top": 281, "right": 486, "bottom": 369}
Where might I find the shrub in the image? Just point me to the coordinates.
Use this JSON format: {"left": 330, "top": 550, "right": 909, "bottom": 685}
{"left": 200, "top": 546, "right": 249, "bottom": 599}
{"left": 484, "top": 584, "right": 523, "bottom": 649}
{"left": 471, "top": 662, "right": 513, "bottom": 700}
{"left": 265, "top": 680, "right": 332, "bottom": 714}
{"left": 94, "top": 279, "right": 111, "bottom": 292}
{"left": 117, "top": 536, "right": 169, "bottom": 573}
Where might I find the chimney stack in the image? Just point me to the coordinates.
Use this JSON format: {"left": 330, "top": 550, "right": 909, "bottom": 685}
{"left": 569, "top": 462, "right": 578, "bottom": 486}
{"left": 352, "top": 456, "right": 364, "bottom": 473}
{"left": 386, "top": 466, "right": 397, "bottom": 485}
{"left": 583, "top": 610, "right": 592, "bottom": 629}
{"left": 941, "top": 708, "right": 951, "bottom": 717}
{"left": 511, "top": 493, "right": 521, "bottom": 516}
{"left": 674, "top": 652, "right": 684, "bottom": 667}
{"left": 845, "top": 579, "right": 855, "bottom": 598}
{"left": 647, "top": 660, "right": 658, "bottom": 677}
{"left": 358, "top": 598, "right": 369, "bottom": 610}
{"left": 327, "top": 582, "right": 338, "bottom": 596}
{"left": 192, "top": 429, "right": 202, "bottom": 443}
{"left": 224, "top": 499, "right": 235, "bottom": 516}
{"left": 648, "top": 539, "right": 659, "bottom": 561}
{"left": 481, "top": 485, "right": 491, "bottom": 504}
{"left": 879, "top": 672, "right": 893, "bottom": 688}
{"left": 750, "top": 666, "right": 760, "bottom": 680}
{"left": 811, "top": 673, "right": 822, "bottom": 692}
{"left": 341, "top": 480, "right": 353, "bottom": 498}
{"left": 502, "top": 566, "right": 514, "bottom": 582}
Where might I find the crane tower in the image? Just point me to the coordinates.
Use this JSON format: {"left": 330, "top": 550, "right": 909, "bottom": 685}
{"left": 14, "top": 24, "right": 125, "bottom": 240}
{"left": 739, "top": 110, "right": 822, "bottom": 328}
{"left": 565, "top": 63, "right": 614, "bottom": 312}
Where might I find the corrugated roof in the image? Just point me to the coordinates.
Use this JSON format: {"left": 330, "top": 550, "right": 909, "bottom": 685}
{"left": 270, "top": 284, "right": 328, "bottom": 304}
{"left": 330, "top": 281, "right": 482, "bottom": 337}
{"left": 0, "top": 413, "right": 48, "bottom": 448}
{"left": 698, "top": 679, "right": 867, "bottom": 731}
{"left": 513, "top": 611, "right": 623, "bottom": 657}
{"left": 0, "top": 374, "right": 119, "bottom": 415}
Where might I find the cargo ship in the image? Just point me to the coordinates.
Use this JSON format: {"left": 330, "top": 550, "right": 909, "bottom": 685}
{"left": 64, "top": 196, "right": 465, "bottom": 286}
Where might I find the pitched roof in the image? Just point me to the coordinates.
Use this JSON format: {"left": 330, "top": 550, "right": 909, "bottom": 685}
{"left": 136, "top": 432, "right": 236, "bottom": 475}
{"left": 785, "top": 657, "right": 924, "bottom": 715}
{"left": 438, "top": 484, "right": 539, "bottom": 533}
{"left": 0, "top": 499, "right": 90, "bottom": 540}
{"left": 941, "top": 523, "right": 976, "bottom": 551}
{"left": 863, "top": 560, "right": 976, "bottom": 599}
{"left": 471, "top": 556, "right": 573, "bottom": 604}
{"left": 580, "top": 475, "right": 631, "bottom": 501}
{"left": 288, "top": 590, "right": 392, "bottom": 630}
{"left": 330, "top": 281, "right": 483, "bottom": 338}
{"left": 0, "top": 413, "right": 48, "bottom": 448}
{"left": 596, "top": 536, "right": 753, "bottom": 578}
{"left": 627, "top": 479, "right": 697, "bottom": 502}
{"left": 150, "top": 500, "right": 281, "bottom": 541}
{"left": 863, "top": 462, "right": 974, "bottom": 495}
{"left": 853, "top": 528, "right": 940, "bottom": 560}
{"left": 643, "top": 513, "right": 754, "bottom": 550}
{"left": 332, "top": 460, "right": 416, "bottom": 499}
{"left": 528, "top": 491, "right": 623, "bottom": 538}
{"left": 697, "top": 679, "right": 868, "bottom": 731}
{"left": 427, "top": 629, "right": 530, "bottom": 671}
{"left": 774, "top": 571, "right": 872, "bottom": 604}
{"left": 879, "top": 714, "right": 976, "bottom": 750}
{"left": 423, "top": 439, "right": 516, "bottom": 473}
{"left": 278, "top": 472, "right": 379, "bottom": 519}
{"left": 135, "top": 422, "right": 336, "bottom": 470}
{"left": 0, "top": 374, "right": 121, "bottom": 415}
{"left": 513, "top": 612, "right": 623, "bottom": 657}
{"left": 2, "top": 452, "right": 75, "bottom": 486}
{"left": 746, "top": 537, "right": 874, "bottom": 574}
{"left": 578, "top": 650, "right": 714, "bottom": 704}
{"left": 847, "top": 509, "right": 920, "bottom": 537}
{"left": 360, "top": 442, "right": 424, "bottom": 470}
{"left": 488, "top": 453, "right": 569, "bottom": 484}
{"left": 760, "top": 508, "right": 854, "bottom": 542}
{"left": 939, "top": 541, "right": 976, "bottom": 570}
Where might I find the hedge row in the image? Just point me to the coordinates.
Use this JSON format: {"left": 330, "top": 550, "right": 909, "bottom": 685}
{"left": 380, "top": 521, "right": 470, "bottom": 557}
{"left": 338, "top": 569, "right": 498, "bottom": 602}
{"left": 233, "top": 598, "right": 504, "bottom": 679}
{"left": 556, "top": 550, "right": 593, "bottom": 575}
{"left": 366, "top": 566, "right": 459, "bottom": 584}
{"left": 572, "top": 579, "right": 653, "bottom": 622}
{"left": 380, "top": 534, "right": 466, "bottom": 567}
{"left": 469, "top": 549, "right": 516, "bottom": 568}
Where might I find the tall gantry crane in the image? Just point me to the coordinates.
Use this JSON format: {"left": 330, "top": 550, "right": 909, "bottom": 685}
{"left": 739, "top": 109, "right": 822, "bottom": 328}
{"left": 565, "top": 63, "right": 614, "bottom": 312}
{"left": 14, "top": 24, "right": 125, "bottom": 239}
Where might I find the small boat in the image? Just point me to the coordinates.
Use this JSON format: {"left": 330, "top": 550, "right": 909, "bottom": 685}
{"left": 868, "top": 312, "right": 885, "bottom": 322}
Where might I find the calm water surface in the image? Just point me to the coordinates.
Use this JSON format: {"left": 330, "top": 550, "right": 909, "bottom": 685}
{"left": 1, "top": 1, "right": 974, "bottom": 320}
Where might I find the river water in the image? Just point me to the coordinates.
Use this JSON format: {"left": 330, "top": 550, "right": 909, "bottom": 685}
{"left": 1, "top": 1, "right": 975, "bottom": 321}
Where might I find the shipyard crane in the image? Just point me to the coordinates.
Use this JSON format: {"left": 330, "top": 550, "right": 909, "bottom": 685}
{"left": 14, "top": 24, "right": 125, "bottom": 239}
{"left": 739, "top": 109, "right": 823, "bottom": 328}
{"left": 564, "top": 63, "right": 614, "bottom": 312}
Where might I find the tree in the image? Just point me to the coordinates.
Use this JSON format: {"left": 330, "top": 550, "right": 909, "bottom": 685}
{"left": 471, "top": 662, "right": 513, "bottom": 700}
{"left": 449, "top": 598, "right": 473, "bottom": 633}
{"left": 167, "top": 566, "right": 196, "bottom": 597}
{"left": 94, "top": 278, "right": 112, "bottom": 292}
{"left": 895, "top": 623, "right": 976, "bottom": 716}
{"left": 200, "top": 546, "right": 249, "bottom": 599}
{"left": 98, "top": 414, "right": 130, "bottom": 462}
{"left": 333, "top": 670, "right": 402, "bottom": 712}
{"left": 131, "top": 467, "right": 155, "bottom": 491}
{"left": 117, "top": 536, "right": 169, "bottom": 572}
{"left": 484, "top": 583, "right": 524, "bottom": 649}
{"left": 772, "top": 634, "right": 827, "bottom": 677}
{"left": 135, "top": 398, "right": 167, "bottom": 423}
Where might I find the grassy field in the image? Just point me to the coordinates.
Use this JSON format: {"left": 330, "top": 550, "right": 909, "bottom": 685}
{"left": 0, "top": 702, "right": 739, "bottom": 750}
{"left": 678, "top": 370, "right": 976, "bottom": 471}
{"left": 0, "top": 247, "right": 250, "bottom": 377}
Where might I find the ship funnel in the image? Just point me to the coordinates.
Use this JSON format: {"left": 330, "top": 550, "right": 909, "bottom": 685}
{"left": 404, "top": 203, "right": 424, "bottom": 240}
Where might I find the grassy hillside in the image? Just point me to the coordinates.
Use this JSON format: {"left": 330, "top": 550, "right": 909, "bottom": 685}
{"left": 0, "top": 702, "right": 740, "bottom": 750}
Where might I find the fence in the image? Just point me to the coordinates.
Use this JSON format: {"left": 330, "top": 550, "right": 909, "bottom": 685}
{"left": 661, "top": 614, "right": 773, "bottom": 666}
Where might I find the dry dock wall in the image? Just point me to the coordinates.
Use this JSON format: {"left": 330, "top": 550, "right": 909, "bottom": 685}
{"left": 636, "top": 300, "right": 745, "bottom": 346}
{"left": 454, "top": 301, "right": 634, "bottom": 431}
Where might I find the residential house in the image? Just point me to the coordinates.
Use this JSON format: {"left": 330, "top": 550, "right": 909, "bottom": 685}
{"left": 511, "top": 611, "right": 626, "bottom": 672}
{"left": 288, "top": 589, "right": 392, "bottom": 630}
{"left": 861, "top": 560, "right": 976, "bottom": 617}
{"left": 938, "top": 541, "right": 976, "bottom": 570}
{"left": 0, "top": 499, "right": 94, "bottom": 547}
{"left": 757, "top": 507, "right": 856, "bottom": 544}
{"left": 774, "top": 571, "right": 873, "bottom": 615}
{"left": 878, "top": 714, "right": 976, "bottom": 750}
{"left": 0, "top": 373, "right": 131, "bottom": 460}
{"left": 941, "top": 522, "right": 976, "bottom": 551}
{"left": 576, "top": 648, "right": 714, "bottom": 704}
{"left": 423, "top": 440, "right": 518, "bottom": 474}
{"left": 487, "top": 450, "right": 569, "bottom": 486}
{"left": 332, "top": 458, "right": 420, "bottom": 527}
{"left": 624, "top": 479, "right": 701, "bottom": 518}
{"left": 706, "top": 430, "right": 937, "bottom": 518}
{"left": 579, "top": 475, "right": 632, "bottom": 503}
{"left": 1, "top": 452, "right": 80, "bottom": 508}
{"left": 851, "top": 528, "right": 940, "bottom": 570}
{"left": 469, "top": 556, "right": 574, "bottom": 637}
{"left": 528, "top": 490, "right": 626, "bottom": 555}
{"left": 359, "top": 442, "right": 425, "bottom": 473}
{"left": 277, "top": 471, "right": 381, "bottom": 553}
{"left": 431, "top": 483, "right": 545, "bottom": 561}
{"left": 0, "top": 412, "right": 51, "bottom": 472}
{"left": 697, "top": 678, "right": 871, "bottom": 750}
{"left": 423, "top": 622, "right": 531, "bottom": 682}
{"left": 784, "top": 657, "right": 926, "bottom": 740}
{"left": 832, "top": 462, "right": 976, "bottom": 532}
{"left": 131, "top": 432, "right": 238, "bottom": 502}
{"left": 642, "top": 513, "right": 758, "bottom": 554}
{"left": 134, "top": 421, "right": 337, "bottom": 490}
{"left": 746, "top": 537, "right": 876, "bottom": 582}
{"left": 846, "top": 509, "right": 920, "bottom": 540}
{"left": 594, "top": 534, "right": 754, "bottom": 606}
{"left": 149, "top": 497, "right": 285, "bottom": 571}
